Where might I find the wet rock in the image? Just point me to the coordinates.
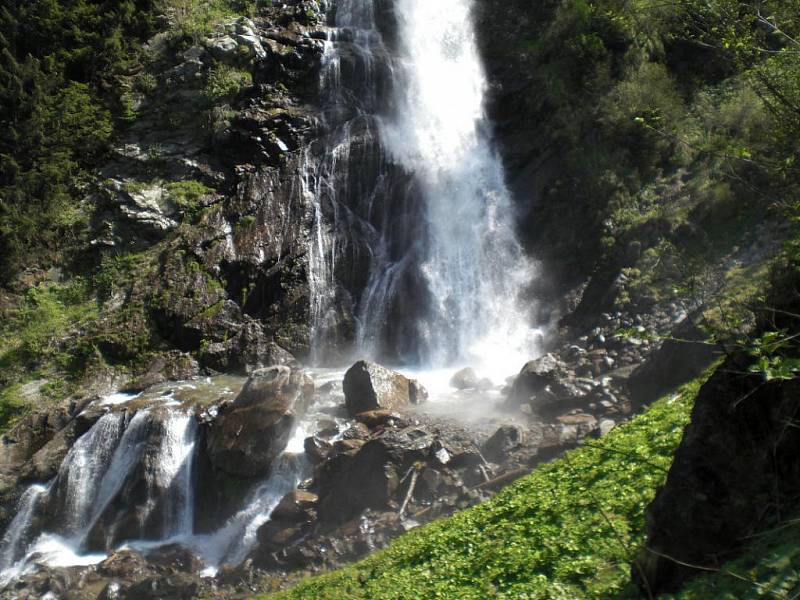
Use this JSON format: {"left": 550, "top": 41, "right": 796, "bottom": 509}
{"left": 256, "top": 521, "right": 305, "bottom": 552}
{"left": 450, "top": 367, "right": 479, "bottom": 390}
{"left": 97, "top": 550, "right": 149, "bottom": 579}
{"left": 145, "top": 544, "right": 203, "bottom": 574}
{"left": 482, "top": 425, "right": 525, "bottom": 463}
{"left": 206, "top": 366, "right": 314, "bottom": 477}
{"left": 123, "top": 573, "right": 199, "bottom": 600}
{"left": 341, "top": 422, "right": 371, "bottom": 440}
{"left": 355, "top": 409, "right": 405, "bottom": 429}
{"left": 343, "top": 361, "right": 425, "bottom": 416}
{"left": 314, "top": 419, "right": 339, "bottom": 438}
{"left": 271, "top": 490, "right": 318, "bottom": 522}
{"left": 304, "top": 435, "right": 333, "bottom": 464}
{"left": 408, "top": 379, "right": 428, "bottom": 405}
{"left": 98, "top": 581, "right": 126, "bottom": 600}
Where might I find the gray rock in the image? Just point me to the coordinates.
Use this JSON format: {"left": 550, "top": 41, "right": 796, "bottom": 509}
{"left": 206, "top": 36, "right": 238, "bottom": 60}
{"left": 450, "top": 367, "right": 479, "bottom": 390}
{"left": 206, "top": 366, "right": 314, "bottom": 477}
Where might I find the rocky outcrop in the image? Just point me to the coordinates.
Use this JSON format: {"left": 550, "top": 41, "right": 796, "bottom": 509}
{"left": 638, "top": 356, "right": 800, "bottom": 594}
{"left": 205, "top": 366, "right": 313, "bottom": 477}
{"left": 343, "top": 361, "right": 427, "bottom": 416}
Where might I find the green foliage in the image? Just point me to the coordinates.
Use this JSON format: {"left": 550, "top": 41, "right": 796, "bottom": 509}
{"left": 165, "top": 0, "right": 261, "bottom": 40}
{"left": 203, "top": 63, "right": 253, "bottom": 105}
{"left": 0, "top": 1, "right": 159, "bottom": 282}
{"left": 262, "top": 375, "right": 713, "bottom": 600}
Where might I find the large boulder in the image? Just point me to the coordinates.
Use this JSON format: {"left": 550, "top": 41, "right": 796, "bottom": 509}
{"left": 316, "top": 427, "right": 435, "bottom": 525}
{"left": 205, "top": 366, "right": 314, "bottom": 477}
{"left": 343, "top": 361, "right": 426, "bottom": 416}
{"left": 637, "top": 356, "right": 800, "bottom": 594}
{"left": 508, "top": 353, "right": 566, "bottom": 404}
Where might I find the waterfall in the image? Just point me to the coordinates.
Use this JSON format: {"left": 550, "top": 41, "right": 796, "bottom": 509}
{"left": 306, "top": 0, "right": 540, "bottom": 368}
{"left": 0, "top": 484, "right": 48, "bottom": 584}
{"left": 0, "top": 408, "right": 201, "bottom": 584}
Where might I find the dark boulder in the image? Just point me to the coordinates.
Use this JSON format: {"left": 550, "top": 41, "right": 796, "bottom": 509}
{"left": 343, "top": 361, "right": 426, "bottom": 416}
{"left": 205, "top": 366, "right": 314, "bottom": 477}
{"left": 271, "top": 490, "right": 319, "bottom": 522}
{"left": 316, "top": 427, "right": 435, "bottom": 525}
{"left": 508, "top": 353, "right": 567, "bottom": 405}
{"left": 638, "top": 356, "right": 800, "bottom": 594}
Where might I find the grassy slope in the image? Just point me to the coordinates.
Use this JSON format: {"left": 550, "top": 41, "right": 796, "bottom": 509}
{"left": 259, "top": 376, "right": 711, "bottom": 600}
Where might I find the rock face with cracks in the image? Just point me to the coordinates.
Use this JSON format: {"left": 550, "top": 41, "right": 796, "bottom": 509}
{"left": 205, "top": 366, "right": 313, "bottom": 477}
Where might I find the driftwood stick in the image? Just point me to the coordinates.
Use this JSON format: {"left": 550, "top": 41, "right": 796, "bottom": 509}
{"left": 399, "top": 469, "right": 419, "bottom": 517}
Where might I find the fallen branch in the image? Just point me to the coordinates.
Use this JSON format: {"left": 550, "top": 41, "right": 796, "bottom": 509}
{"left": 398, "top": 469, "right": 419, "bottom": 517}
{"left": 473, "top": 467, "right": 529, "bottom": 491}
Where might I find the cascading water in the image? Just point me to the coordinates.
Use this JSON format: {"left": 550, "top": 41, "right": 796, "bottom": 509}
{"left": 306, "top": 0, "right": 540, "bottom": 370}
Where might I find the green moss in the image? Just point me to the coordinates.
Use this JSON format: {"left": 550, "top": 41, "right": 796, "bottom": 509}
{"left": 260, "top": 373, "right": 714, "bottom": 600}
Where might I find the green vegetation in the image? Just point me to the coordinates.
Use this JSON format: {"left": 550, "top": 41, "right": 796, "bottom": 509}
{"left": 0, "top": 280, "right": 99, "bottom": 430}
{"left": 498, "top": 0, "right": 800, "bottom": 310}
{"left": 260, "top": 375, "right": 711, "bottom": 600}
{"left": 203, "top": 63, "right": 254, "bottom": 105}
{"left": 664, "top": 517, "right": 800, "bottom": 599}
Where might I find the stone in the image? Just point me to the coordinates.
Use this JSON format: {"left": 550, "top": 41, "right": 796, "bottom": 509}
{"left": 343, "top": 361, "right": 424, "bottom": 416}
{"left": 271, "top": 490, "right": 319, "bottom": 522}
{"left": 355, "top": 410, "right": 405, "bottom": 429}
{"left": 124, "top": 573, "right": 199, "bottom": 600}
{"left": 598, "top": 419, "right": 616, "bottom": 436}
{"left": 637, "top": 358, "right": 800, "bottom": 594}
{"left": 304, "top": 436, "right": 333, "bottom": 464}
{"left": 206, "top": 36, "right": 238, "bottom": 60}
{"left": 145, "top": 544, "right": 203, "bottom": 573}
{"left": 508, "top": 353, "right": 566, "bottom": 405}
{"left": 450, "top": 367, "right": 479, "bottom": 390}
{"left": 206, "top": 366, "right": 314, "bottom": 477}
{"left": 482, "top": 425, "right": 525, "bottom": 463}
{"left": 98, "top": 549, "right": 149, "bottom": 579}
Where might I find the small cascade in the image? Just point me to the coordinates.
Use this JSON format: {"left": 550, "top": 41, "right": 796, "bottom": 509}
{"left": 55, "top": 411, "right": 128, "bottom": 535}
{"left": 304, "top": 0, "right": 398, "bottom": 363}
{"left": 187, "top": 453, "right": 309, "bottom": 572}
{"left": 81, "top": 410, "right": 153, "bottom": 543}
{"left": 0, "top": 484, "right": 48, "bottom": 583}
{"left": 0, "top": 407, "right": 202, "bottom": 584}
{"left": 158, "top": 413, "right": 198, "bottom": 538}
